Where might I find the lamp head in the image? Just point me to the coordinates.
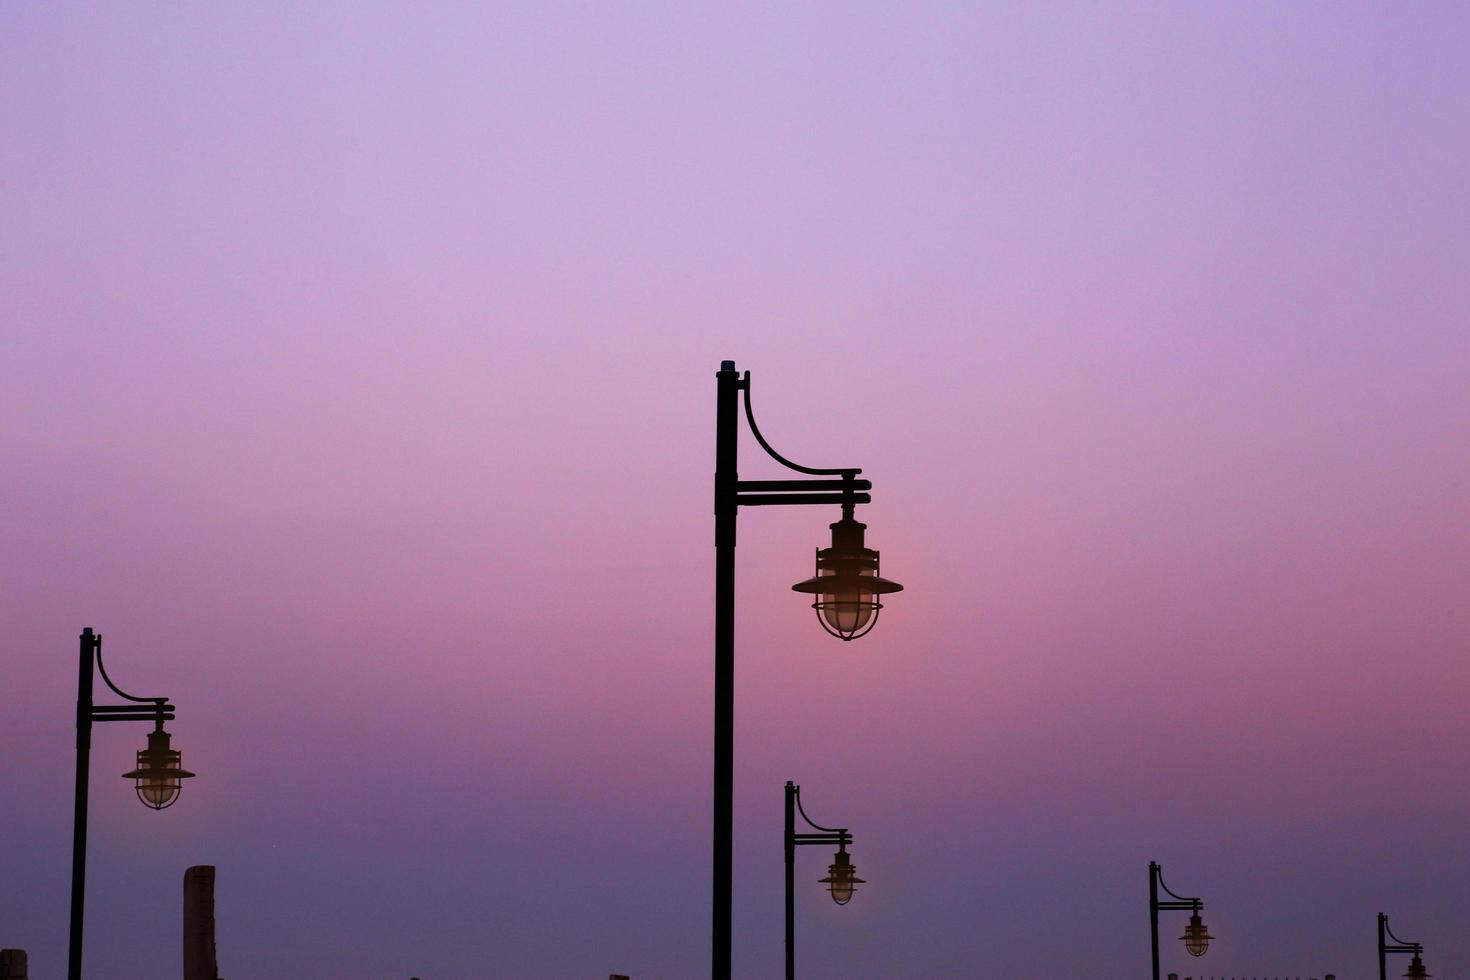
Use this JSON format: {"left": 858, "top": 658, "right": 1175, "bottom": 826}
{"left": 1179, "top": 911, "right": 1212, "bottom": 957}
{"left": 791, "top": 517, "right": 902, "bottom": 640}
{"left": 1404, "top": 952, "right": 1431, "bottom": 979}
{"left": 817, "top": 845, "right": 866, "bottom": 905}
{"left": 121, "top": 727, "right": 196, "bottom": 810}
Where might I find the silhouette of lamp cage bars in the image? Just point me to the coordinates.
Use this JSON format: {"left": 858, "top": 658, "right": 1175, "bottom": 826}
{"left": 122, "top": 726, "right": 195, "bottom": 809}
{"left": 790, "top": 512, "right": 903, "bottom": 640}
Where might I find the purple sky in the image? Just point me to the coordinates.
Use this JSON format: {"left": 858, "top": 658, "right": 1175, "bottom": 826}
{"left": 4, "top": 3, "right": 1469, "bottom": 977}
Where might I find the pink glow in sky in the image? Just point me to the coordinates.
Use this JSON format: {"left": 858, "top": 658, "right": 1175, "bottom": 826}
{"left": 3, "top": 4, "right": 1470, "bottom": 978}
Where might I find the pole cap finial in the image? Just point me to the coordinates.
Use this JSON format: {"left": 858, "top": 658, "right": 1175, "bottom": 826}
{"left": 720, "top": 359, "right": 736, "bottom": 371}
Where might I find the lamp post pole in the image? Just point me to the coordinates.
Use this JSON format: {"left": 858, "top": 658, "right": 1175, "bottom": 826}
{"left": 68, "top": 628, "right": 96, "bottom": 980}
{"left": 712, "top": 364, "right": 739, "bottom": 980}
{"left": 67, "top": 627, "right": 192, "bottom": 980}
{"left": 1148, "top": 861, "right": 1159, "bottom": 980}
{"left": 710, "top": 361, "right": 901, "bottom": 979}
{"left": 784, "top": 781, "right": 795, "bottom": 979}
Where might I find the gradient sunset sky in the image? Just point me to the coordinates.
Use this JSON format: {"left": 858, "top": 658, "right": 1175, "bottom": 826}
{"left": 3, "top": 4, "right": 1469, "bottom": 978}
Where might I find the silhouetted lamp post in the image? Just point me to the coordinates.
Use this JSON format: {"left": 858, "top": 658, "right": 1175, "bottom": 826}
{"left": 784, "top": 781, "right": 863, "bottom": 979}
{"left": 1148, "top": 861, "right": 1211, "bottom": 980}
{"left": 712, "top": 361, "right": 901, "bottom": 979}
{"left": 1380, "top": 913, "right": 1431, "bottom": 980}
{"left": 69, "top": 627, "right": 194, "bottom": 980}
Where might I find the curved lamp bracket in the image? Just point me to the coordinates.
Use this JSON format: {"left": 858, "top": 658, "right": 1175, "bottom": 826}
{"left": 794, "top": 785, "right": 849, "bottom": 837}
{"left": 1385, "top": 919, "right": 1422, "bottom": 951}
{"left": 95, "top": 636, "right": 164, "bottom": 705}
{"left": 1157, "top": 868, "right": 1202, "bottom": 909}
{"left": 742, "top": 372, "right": 860, "bottom": 477}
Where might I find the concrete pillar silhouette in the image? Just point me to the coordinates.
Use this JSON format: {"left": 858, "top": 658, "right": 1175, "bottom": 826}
{"left": 183, "top": 866, "right": 219, "bottom": 980}
{"left": 0, "top": 950, "right": 27, "bottom": 979}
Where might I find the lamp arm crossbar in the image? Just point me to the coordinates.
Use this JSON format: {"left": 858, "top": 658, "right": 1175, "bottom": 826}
{"left": 93, "top": 711, "right": 175, "bottom": 723}
{"left": 742, "top": 372, "right": 861, "bottom": 477}
{"left": 736, "top": 492, "right": 871, "bottom": 507}
{"left": 737, "top": 479, "right": 872, "bottom": 493}
{"left": 793, "top": 787, "right": 847, "bottom": 833}
{"left": 95, "top": 636, "right": 165, "bottom": 704}
{"left": 91, "top": 704, "right": 175, "bottom": 714}
{"left": 1154, "top": 901, "right": 1200, "bottom": 911}
{"left": 792, "top": 832, "right": 850, "bottom": 846}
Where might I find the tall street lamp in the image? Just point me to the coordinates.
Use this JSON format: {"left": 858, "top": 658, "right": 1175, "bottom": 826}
{"left": 712, "top": 361, "right": 902, "bottom": 978}
{"left": 784, "top": 781, "right": 863, "bottom": 980}
{"left": 1380, "top": 913, "right": 1431, "bottom": 980}
{"left": 69, "top": 627, "right": 195, "bottom": 980}
{"left": 1148, "top": 861, "right": 1212, "bottom": 980}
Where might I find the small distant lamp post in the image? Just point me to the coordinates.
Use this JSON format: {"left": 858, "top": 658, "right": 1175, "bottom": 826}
{"left": 1149, "top": 861, "right": 1211, "bottom": 980}
{"left": 1379, "top": 913, "right": 1431, "bottom": 980}
{"left": 785, "top": 781, "right": 863, "bottom": 979}
{"left": 68, "top": 627, "right": 194, "bottom": 980}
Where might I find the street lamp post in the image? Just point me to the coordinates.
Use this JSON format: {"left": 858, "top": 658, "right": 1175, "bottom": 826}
{"left": 1379, "top": 913, "right": 1431, "bottom": 980}
{"left": 69, "top": 627, "right": 194, "bottom": 980}
{"left": 712, "top": 361, "right": 901, "bottom": 979}
{"left": 784, "top": 781, "right": 863, "bottom": 980}
{"left": 1148, "top": 861, "right": 1212, "bottom": 980}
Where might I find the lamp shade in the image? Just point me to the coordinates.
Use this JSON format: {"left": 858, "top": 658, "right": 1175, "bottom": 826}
{"left": 791, "top": 518, "right": 902, "bottom": 640}
{"left": 1404, "top": 952, "right": 1431, "bottom": 979}
{"left": 1179, "top": 912, "right": 1212, "bottom": 957}
{"left": 121, "top": 727, "right": 196, "bottom": 810}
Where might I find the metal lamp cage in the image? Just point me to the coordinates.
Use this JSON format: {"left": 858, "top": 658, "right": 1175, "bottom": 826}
{"left": 121, "top": 728, "right": 196, "bottom": 810}
{"left": 792, "top": 519, "right": 903, "bottom": 641}
{"left": 1180, "top": 911, "right": 1213, "bottom": 957}
{"left": 817, "top": 848, "right": 866, "bottom": 906}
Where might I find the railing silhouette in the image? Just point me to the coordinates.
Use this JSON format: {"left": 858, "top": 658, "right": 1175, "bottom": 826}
{"left": 1167, "top": 974, "right": 1337, "bottom": 980}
